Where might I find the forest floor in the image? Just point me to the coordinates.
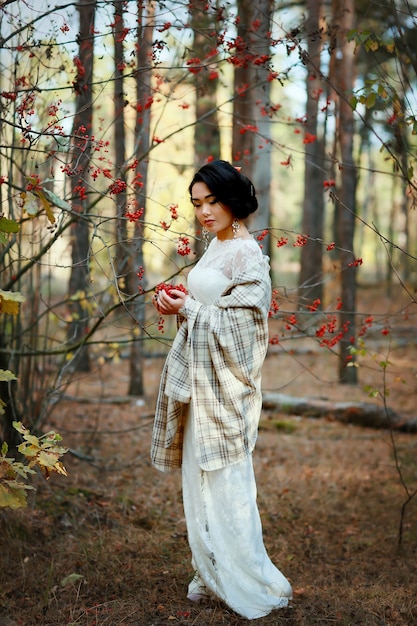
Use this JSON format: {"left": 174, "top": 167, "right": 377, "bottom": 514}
{"left": 1, "top": 284, "right": 417, "bottom": 626}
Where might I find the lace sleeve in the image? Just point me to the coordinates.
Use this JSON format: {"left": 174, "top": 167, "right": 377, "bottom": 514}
{"left": 230, "top": 243, "right": 263, "bottom": 277}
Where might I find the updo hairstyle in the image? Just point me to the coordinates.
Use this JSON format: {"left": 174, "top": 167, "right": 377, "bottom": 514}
{"left": 189, "top": 160, "right": 258, "bottom": 220}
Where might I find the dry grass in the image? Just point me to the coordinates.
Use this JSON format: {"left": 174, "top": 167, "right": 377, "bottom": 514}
{"left": 1, "top": 285, "right": 417, "bottom": 625}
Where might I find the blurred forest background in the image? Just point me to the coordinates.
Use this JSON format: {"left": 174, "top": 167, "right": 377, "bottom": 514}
{"left": 0, "top": 1, "right": 417, "bottom": 623}
{"left": 1, "top": 0, "right": 416, "bottom": 444}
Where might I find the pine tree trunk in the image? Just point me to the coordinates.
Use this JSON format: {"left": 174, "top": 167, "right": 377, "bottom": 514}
{"left": 127, "top": 0, "right": 155, "bottom": 396}
{"left": 298, "top": 0, "right": 325, "bottom": 307}
{"left": 232, "top": 0, "right": 255, "bottom": 175}
{"left": 190, "top": 0, "right": 221, "bottom": 256}
{"left": 250, "top": 0, "right": 273, "bottom": 257}
{"left": 113, "top": 0, "right": 129, "bottom": 285}
{"left": 67, "top": 0, "right": 97, "bottom": 372}
{"left": 331, "top": 0, "right": 358, "bottom": 384}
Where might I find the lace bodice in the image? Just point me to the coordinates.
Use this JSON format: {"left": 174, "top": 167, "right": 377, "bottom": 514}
{"left": 187, "top": 237, "right": 263, "bottom": 305}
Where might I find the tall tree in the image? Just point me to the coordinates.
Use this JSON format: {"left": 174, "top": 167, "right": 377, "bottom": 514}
{"left": 127, "top": 0, "right": 155, "bottom": 396}
{"left": 67, "top": 0, "right": 97, "bottom": 372}
{"left": 190, "top": 0, "right": 221, "bottom": 167}
{"left": 113, "top": 0, "right": 129, "bottom": 285}
{"left": 298, "top": 0, "right": 325, "bottom": 306}
{"left": 189, "top": 0, "right": 221, "bottom": 255}
{"left": 232, "top": 0, "right": 255, "bottom": 174}
{"left": 231, "top": 0, "right": 273, "bottom": 252}
{"left": 349, "top": 0, "right": 417, "bottom": 286}
{"left": 250, "top": 0, "right": 273, "bottom": 255}
{"left": 329, "top": 0, "right": 357, "bottom": 383}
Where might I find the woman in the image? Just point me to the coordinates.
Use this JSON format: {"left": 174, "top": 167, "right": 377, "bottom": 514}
{"left": 151, "top": 160, "right": 292, "bottom": 620}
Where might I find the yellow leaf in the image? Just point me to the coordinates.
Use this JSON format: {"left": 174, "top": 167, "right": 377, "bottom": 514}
{"left": 54, "top": 461, "right": 68, "bottom": 477}
{"left": 21, "top": 445, "right": 39, "bottom": 458}
{"left": 0, "top": 288, "right": 26, "bottom": 318}
{"left": 0, "top": 298, "right": 19, "bottom": 315}
{"left": 21, "top": 182, "right": 56, "bottom": 224}
{"left": 0, "top": 369, "right": 18, "bottom": 383}
{"left": 0, "top": 482, "right": 29, "bottom": 509}
{"left": 34, "top": 189, "right": 56, "bottom": 224}
{"left": 22, "top": 433, "right": 40, "bottom": 446}
{"left": 38, "top": 450, "right": 61, "bottom": 468}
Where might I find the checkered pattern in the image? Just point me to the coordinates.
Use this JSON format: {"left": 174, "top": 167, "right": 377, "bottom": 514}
{"left": 151, "top": 256, "right": 271, "bottom": 472}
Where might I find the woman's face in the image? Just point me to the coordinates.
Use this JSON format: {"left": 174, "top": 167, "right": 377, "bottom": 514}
{"left": 191, "top": 181, "right": 234, "bottom": 241}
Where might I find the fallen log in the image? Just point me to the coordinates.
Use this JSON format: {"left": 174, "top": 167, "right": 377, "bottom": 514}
{"left": 262, "top": 392, "right": 417, "bottom": 433}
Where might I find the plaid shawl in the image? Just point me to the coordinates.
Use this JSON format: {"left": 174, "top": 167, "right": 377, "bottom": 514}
{"left": 151, "top": 256, "right": 271, "bottom": 472}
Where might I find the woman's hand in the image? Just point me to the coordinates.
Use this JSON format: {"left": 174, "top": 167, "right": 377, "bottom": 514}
{"left": 153, "top": 288, "right": 188, "bottom": 316}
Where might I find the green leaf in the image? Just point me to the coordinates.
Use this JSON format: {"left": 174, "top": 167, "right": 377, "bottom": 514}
{"left": 377, "top": 84, "right": 388, "bottom": 99}
{"left": 364, "top": 385, "right": 379, "bottom": 398}
{"left": 350, "top": 96, "right": 358, "bottom": 110}
{"left": 42, "top": 188, "right": 72, "bottom": 210}
{"left": 61, "top": 573, "right": 84, "bottom": 587}
{"left": 365, "top": 92, "right": 377, "bottom": 109}
{"left": 346, "top": 29, "right": 358, "bottom": 42}
{"left": 0, "top": 216, "right": 20, "bottom": 234}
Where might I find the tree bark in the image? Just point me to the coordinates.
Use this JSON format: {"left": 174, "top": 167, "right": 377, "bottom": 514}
{"left": 330, "top": 0, "right": 357, "bottom": 384}
{"left": 127, "top": 0, "right": 155, "bottom": 396}
{"left": 298, "top": 0, "right": 325, "bottom": 307}
{"left": 232, "top": 0, "right": 255, "bottom": 174}
{"left": 113, "top": 0, "right": 129, "bottom": 286}
{"left": 190, "top": 0, "right": 221, "bottom": 256}
{"left": 190, "top": 0, "right": 221, "bottom": 167}
{"left": 249, "top": 0, "right": 273, "bottom": 257}
{"left": 67, "top": 0, "right": 97, "bottom": 372}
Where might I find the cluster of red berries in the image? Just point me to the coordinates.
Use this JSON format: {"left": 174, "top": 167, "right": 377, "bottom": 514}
{"left": 155, "top": 282, "right": 188, "bottom": 333}
{"left": 155, "top": 282, "right": 188, "bottom": 299}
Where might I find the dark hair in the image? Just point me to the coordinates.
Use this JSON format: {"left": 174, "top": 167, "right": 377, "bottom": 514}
{"left": 189, "top": 160, "right": 258, "bottom": 219}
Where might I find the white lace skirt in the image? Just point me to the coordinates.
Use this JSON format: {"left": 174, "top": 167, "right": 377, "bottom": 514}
{"left": 182, "top": 405, "right": 292, "bottom": 620}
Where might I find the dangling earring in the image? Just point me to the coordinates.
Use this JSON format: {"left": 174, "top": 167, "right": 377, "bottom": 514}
{"left": 202, "top": 226, "right": 210, "bottom": 249}
{"left": 232, "top": 219, "right": 240, "bottom": 239}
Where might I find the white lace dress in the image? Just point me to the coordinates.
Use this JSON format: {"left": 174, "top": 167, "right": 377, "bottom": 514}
{"left": 182, "top": 237, "right": 292, "bottom": 620}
